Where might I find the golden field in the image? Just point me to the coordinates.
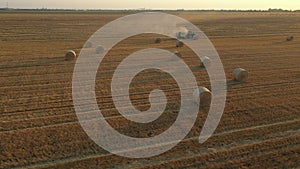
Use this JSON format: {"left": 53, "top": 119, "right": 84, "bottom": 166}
{"left": 0, "top": 11, "right": 299, "bottom": 168}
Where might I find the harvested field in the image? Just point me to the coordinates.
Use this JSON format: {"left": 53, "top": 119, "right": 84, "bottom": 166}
{"left": 0, "top": 11, "right": 300, "bottom": 168}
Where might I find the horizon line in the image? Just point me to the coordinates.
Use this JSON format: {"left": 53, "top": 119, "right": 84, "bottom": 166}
{"left": 1, "top": 8, "right": 299, "bottom": 11}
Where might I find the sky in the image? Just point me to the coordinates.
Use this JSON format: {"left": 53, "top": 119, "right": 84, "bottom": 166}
{"left": 0, "top": 0, "right": 299, "bottom": 10}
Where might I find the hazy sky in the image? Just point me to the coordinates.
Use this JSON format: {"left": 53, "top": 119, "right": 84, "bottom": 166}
{"left": 1, "top": 0, "right": 299, "bottom": 10}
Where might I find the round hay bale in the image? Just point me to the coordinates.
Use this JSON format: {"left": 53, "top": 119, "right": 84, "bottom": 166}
{"left": 65, "top": 50, "right": 77, "bottom": 61}
{"left": 194, "top": 87, "right": 212, "bottom": 107}
{"left": 84, "top": 41, "right": 93, "bottom": 48}
{"left": 176, "top": 40, "right": 184, "bottom": 47}
{"left": 96, "top": 45, "right": 105, "bottom": 54}
{"left": 155, "top": 38, "right": 162, "bottom": 44}
{"left": 173, "top": 51, "right": 182, "bottom": 57}
{"left": 200, "top": 56, "right": 211, "bottom": 67}
{"left": 233, "top": 68, "right": 248, "bottom": 82}
{"left": 287, "top": 35, "right": 294, "bottom": 41}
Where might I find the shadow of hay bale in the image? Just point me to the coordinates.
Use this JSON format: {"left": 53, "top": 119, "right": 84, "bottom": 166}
{"left": 190, "top": 66, "right": 203, "bottom": 72}
{"left": 271, "top": 40, "right": 286, "bottom": 45}
{"left": 227, "top": 79, "right": 243, "bottom": 87}
{"left": 38, "top": 56, "right": 66, "bottom": 64}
